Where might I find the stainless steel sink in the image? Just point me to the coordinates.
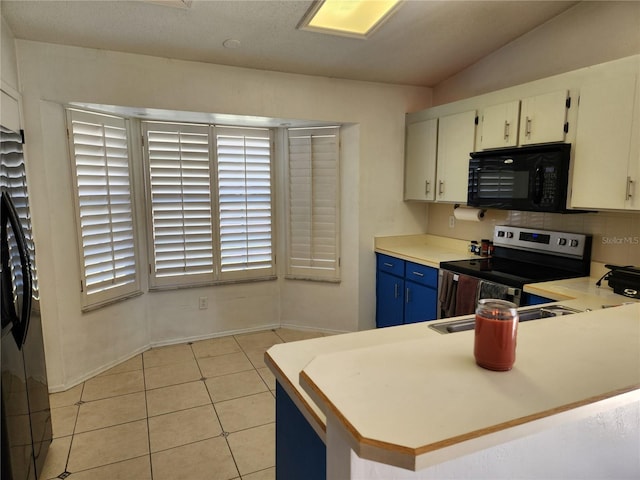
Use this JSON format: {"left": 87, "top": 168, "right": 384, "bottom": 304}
{"left": 428, "top": 305, "right": 582, "bottom": 334}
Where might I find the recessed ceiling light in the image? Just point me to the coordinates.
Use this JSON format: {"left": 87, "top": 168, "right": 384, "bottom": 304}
{"left": 141, "top": 0, "right": 192, "bottom": 9}
{"left": 223, "top": 39, "right": 242, "bottom": 49}
{"left": 298, "top": 0, "right": 402, "bottom": 39}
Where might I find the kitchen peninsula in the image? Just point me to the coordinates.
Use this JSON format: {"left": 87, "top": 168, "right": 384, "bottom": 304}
{"left": 266, "top": 240, "right": 640, "bottom": 478}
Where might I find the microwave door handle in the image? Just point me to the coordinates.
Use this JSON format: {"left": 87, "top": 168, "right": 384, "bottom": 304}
{"left": 533, "top": 166, "right": 544, "bottom": 205}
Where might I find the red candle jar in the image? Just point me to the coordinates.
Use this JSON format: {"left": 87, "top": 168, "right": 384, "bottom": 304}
{"left": 474, "top": 299, "right": 519, "bottom": 371}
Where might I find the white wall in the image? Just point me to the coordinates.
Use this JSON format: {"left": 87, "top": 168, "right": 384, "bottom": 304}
{"left": 14, "top": 40, "right": 431, "bottom": 390}
{"left": 1, "top": 16, "right": 19, "bottom": 92}
{"left": 433, "top": 1, "right": 640, "bottom": 105}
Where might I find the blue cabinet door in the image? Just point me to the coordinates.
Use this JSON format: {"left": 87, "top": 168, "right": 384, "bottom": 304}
{"left": 276, "top": 382, "right": 326, "bottom": 480}
{"left": 376, "top": 270, "right": 404, "bottom": 328}
{"left": 404, "top": 280, "right": 438, "bottom": 324}
{"left": 522, "top": 293, "right": 553, "bottom": 306}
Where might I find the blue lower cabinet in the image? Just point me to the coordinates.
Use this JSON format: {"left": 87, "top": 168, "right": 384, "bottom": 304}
{"left": 375, "top": 253, "right": 438, "bottom": 327}
{"left": 522, "top": 293, "right": 553, "bottom": 306}
{"left": 376, "top": 270, "right": 404, "bottom": 327}
{"left": 276, "top": 381, "right": 326, "bottom": 480}
{"left": 404, "top": 280, "right": 437, "bottom": 324}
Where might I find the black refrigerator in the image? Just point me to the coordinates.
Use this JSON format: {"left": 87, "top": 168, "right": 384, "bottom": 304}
{"left": 1, "top": 125, "right": 52, "bottom": 479}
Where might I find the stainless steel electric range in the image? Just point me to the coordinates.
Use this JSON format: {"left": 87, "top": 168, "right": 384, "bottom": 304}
{"left": 438, "top": 225, "right": 592, "bottom": 317}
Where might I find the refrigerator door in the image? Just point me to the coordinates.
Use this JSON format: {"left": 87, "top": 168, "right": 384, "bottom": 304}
{"left": 1, "top": 125, "right": 51, "bottom": 479}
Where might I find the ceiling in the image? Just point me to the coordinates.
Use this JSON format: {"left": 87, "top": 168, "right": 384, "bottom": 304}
{"left": 1, "top": 0, "right": 579, "bottom": 87}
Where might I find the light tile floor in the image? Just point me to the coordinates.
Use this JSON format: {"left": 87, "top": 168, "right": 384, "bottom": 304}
{"left": 42, "top": 328, "right": 328, "bottom": 480}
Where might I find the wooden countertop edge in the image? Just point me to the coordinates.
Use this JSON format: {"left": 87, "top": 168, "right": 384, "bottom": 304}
{"left": 300, "top": 366, "right": 640, "bottom": 470}
{"left": 264, "top": 350, "right": 327, "bottom": 437}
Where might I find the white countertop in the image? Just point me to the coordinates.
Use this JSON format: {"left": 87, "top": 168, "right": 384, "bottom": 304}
{"left": 298, "top": 303, "right": 640, "bottom": 470}
{"left": 265, "top": 235, "right": 640, "bottom": 470}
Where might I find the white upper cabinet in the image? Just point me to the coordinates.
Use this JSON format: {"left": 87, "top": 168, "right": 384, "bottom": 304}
{"left": 436, "top": 110, "right": 477, "bottom": 203}
{"left": 404, "top": 119, "right": 438, "bottom": 201}
{"left": 519, "top": 90, "right": 569, "bottom": 145}
{"left": 571, "top": 71, "right": 639, "bottom": 210}
{"left": 480, "top": 100, "right": 520, "bottom": 149}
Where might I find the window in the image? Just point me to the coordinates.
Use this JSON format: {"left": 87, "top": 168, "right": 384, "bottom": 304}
{"left": 143, "top": 122, "right": 275, "bottom": 288}
{"left": 66, "top": 109, "right": 140, "bottom": 310}
{"left": 286, "top": 127, "right": 340, "bottom": 281}
{"left": 215, "top": 127, "right": 274, "bottom": 279}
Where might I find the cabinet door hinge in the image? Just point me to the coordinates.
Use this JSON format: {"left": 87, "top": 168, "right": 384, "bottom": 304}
{"left": 564, "top": 122, "right": 569, "bottom": 134}
{"left": 19, "top": 129, "right": 25, "bottom": 144}
{"left": 565, "top": 97, "right": 572, "bottom": 109}
{"left": 474, "top": 116, "right": 479, "bottom": 125}
{"left": 80, "top": 280, "right": 84, "bottom": 293}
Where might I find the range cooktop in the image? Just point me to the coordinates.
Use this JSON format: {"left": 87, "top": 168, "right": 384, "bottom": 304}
{"left": 440, "top": 226, "right": 592, "bottom": 289}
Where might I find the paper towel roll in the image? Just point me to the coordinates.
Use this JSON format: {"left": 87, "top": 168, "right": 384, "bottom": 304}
{"left": 453, "top": 207, "right": 485, "bottom": 222}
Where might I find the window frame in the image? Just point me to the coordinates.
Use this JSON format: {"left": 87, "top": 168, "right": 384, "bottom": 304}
{"left": 142, "top": 121, "right": 276, "bottom": 290}
{"left": 66, "top": 108, "right": 142, "bottom": 310}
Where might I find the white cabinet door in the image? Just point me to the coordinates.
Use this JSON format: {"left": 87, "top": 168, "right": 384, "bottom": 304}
{"left": 404, "top": 119, "right": 437, "bottom": 201}
{"left": 519, "top": 90, "right": 568, "bottom": 145}
{"left": 572, "top": 73, "right": 639, "bottom": 210}
{"left": 480, "top": 100, "right": 520, "bottom": 149}
{"left": 436, "top": 110, "right": 476, "bottom": 203}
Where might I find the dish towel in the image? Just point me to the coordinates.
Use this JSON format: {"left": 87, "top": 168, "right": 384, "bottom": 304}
{"left": 439, "top": 270, "right": 457, "bottom": 318}
{"left": 478, "top": 280, "right": 511, "bottom": 301}
{"left": 454, "top": 275, "right": 480, "bottom": 316}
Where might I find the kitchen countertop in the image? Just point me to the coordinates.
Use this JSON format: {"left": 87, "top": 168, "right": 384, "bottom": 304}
{"left": 298, "top": 302, "right": 639, "bottom": 470}
{"left": 374, "top": 234, "right": 475, "bottom": 268}
{"left": 265, "top": 234, "right": 639, "bottom": 470}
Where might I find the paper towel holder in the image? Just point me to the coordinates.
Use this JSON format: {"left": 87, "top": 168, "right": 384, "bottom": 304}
{"left": 454, "top": 204, "right": 486, "bottom": 219}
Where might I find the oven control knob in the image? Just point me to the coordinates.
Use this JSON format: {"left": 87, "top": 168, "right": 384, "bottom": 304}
{"left": 506, "top": 232, "right": 514, "bottom": 239}
{"left": 497, "top": 231, "right": 505, "bottom": 237}
{"left": 570, "top": 239, "right": 579, "bottom": 247}
{"left": 558, "top": 238, "right": 567, "bottom": 246}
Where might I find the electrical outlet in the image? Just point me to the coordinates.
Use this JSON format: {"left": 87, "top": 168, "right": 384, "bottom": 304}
{"left": 449, "top": 215, "right": 455, "bottom": 228}
{"left": 198, "top": 296, "right": 208, "bottom": 310}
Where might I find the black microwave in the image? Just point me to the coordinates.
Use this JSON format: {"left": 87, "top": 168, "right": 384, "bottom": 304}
{"left": 467, "top": 143, "right": 573, "bottom": 213}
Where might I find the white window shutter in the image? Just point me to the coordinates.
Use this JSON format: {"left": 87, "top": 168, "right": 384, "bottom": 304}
{"left": 67, "top": 109, "right": 140, "bottom": 309}
{"left": 215, "top": 126, "right": 274, "bottom": 280}
{"left": 286, "top": 127, "right": 340, "bottom": 281}
{"left": 143, "top": 122, "right": 214, "bottom": 287}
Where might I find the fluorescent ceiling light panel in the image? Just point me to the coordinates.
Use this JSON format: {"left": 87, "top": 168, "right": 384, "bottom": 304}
{"left": 300, "top": 0, "right": 401, "bottom": 38}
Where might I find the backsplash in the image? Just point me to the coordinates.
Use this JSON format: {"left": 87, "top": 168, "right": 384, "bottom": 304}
{"left": 427, "top": 203, "right": 640, "bottom": 267}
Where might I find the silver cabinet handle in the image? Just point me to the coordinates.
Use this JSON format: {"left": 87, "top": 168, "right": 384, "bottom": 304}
{"left": 525, "top": 116, "right": 532, "bottom": 138}
{"left": 394, "top": 283, "right": 399, "bottom": 299}
{"left": 425, "top": 180, "right": 430, "bottom": 195}
{"left": 438, "top": 180, "right": 444, "bottom": 195}
{"left": 405, "top": 287, "right": 410, "bottom": 304}
{"left": 626, "top": 176, "right": 634, "bottom": 200}
{"left": 412, "top": 271, "right": 424, "bottom": 277}
{"left": 383, "top": 262, "right": 393, "bottom": 267}
{"left": 504, "top": 120, "right": 510, "bottom": 140}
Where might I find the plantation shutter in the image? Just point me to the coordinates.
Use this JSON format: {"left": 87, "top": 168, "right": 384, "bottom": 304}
{"left": 143, "top": 122, "right": 214, "bottom": 287}
{"left": 287, "top": 126, "right": 340, "bottom": 281}
{"left": 215, "top": 126, "right": 274, "bottom": 280}
{"left": 66, "top": 109, "right": 139, "bottom": 309}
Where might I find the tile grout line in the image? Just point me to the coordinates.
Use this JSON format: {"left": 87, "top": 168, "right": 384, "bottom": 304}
{"left": 141, "top": 351, "right": 155, "bottom": 480}
{"left": 58, "top": 381, "right": 85, "bottom": 478}
{"left": 190, "top": 340, "right": 243, "bottom": 479}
